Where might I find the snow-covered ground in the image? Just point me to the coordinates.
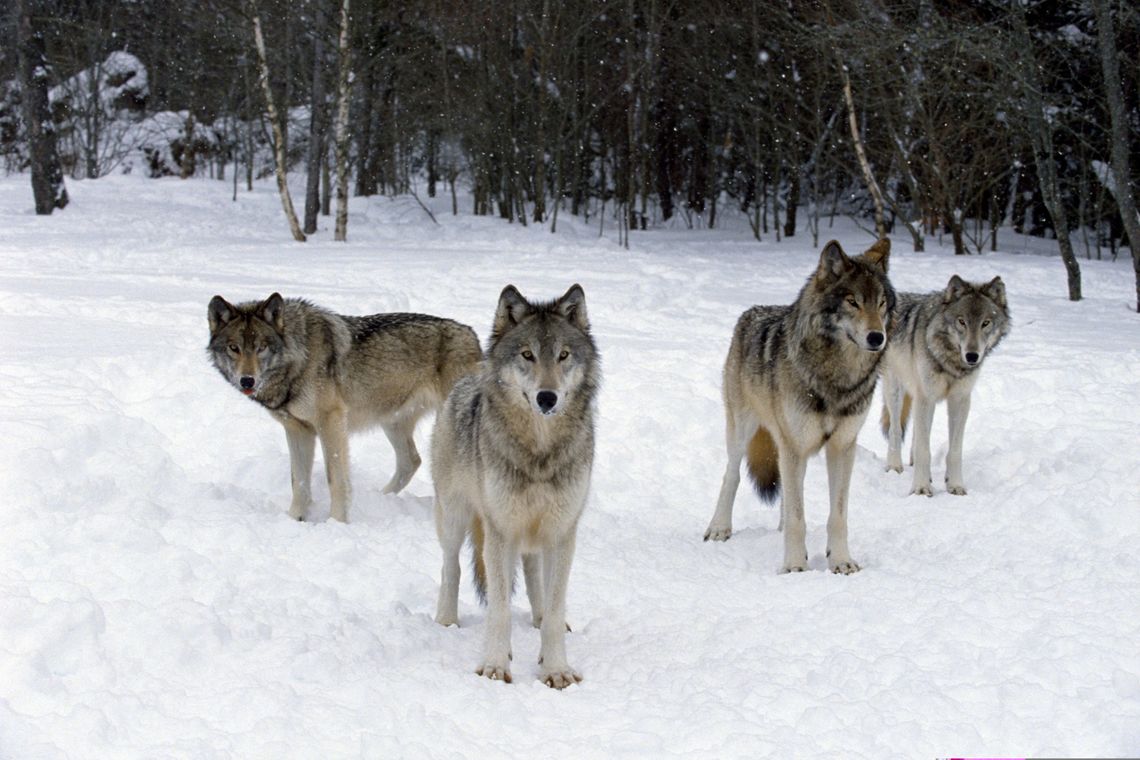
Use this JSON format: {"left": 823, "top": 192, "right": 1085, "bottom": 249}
{"left": 1, "top": 174, "right": 1137, "bottom": 758}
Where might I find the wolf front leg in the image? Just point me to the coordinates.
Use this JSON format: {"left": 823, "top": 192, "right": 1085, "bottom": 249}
{"left": 538, "top": 530, "right": 582, "bottom": 689}
{"left": 909, "top": 397, "right": 937, "bottom": 497}
{"left": 433, "top": 494, "right": 468, "bottom": 627}
{"left": 283, "top": 419, "right": 316, "bottom": 521}
{"left": 476, "top": 524, "right": 515, "bottom": 683}
{"left": 317, "top": 407, "right": 352, "bottom": 521}
{"left": 824, "top": 434, "right": 861, "bottom": 574}
{"left": 778, "top": 448, "right": 810, "bottom": 573}
{"left": 944, "top": 390, "right": 972, "bottom": 495}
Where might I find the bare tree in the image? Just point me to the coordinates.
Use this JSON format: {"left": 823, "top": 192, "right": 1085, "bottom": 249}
{"left": 1010, "top": 3, "right": 1081, "bottom": 300}
{"left": 17, "top": 0, "right": 68, "bottom": 214}
{"left": 1091, "top": 0, "right": 1140, "bottom": 312}
{"left": 303, "top": 0, "right": 330, "bottom": 235}
{"left": 249, "top": 0, "right": 306, "bottom": 242}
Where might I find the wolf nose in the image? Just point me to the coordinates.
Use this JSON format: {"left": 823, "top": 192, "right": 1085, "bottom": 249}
{"left": 866, "top": 331, "right": 885, "bottom": 350}
{"left": 965, "top": 351, "right": 980, "bottom": 365}
{"left": 239, "top": 376, "right": 255, "bottom": 390}
{"left": 536, "top": 391, "right": 558, "bottom": 413}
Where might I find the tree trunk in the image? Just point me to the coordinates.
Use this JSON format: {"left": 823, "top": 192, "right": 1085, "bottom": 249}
{"left": 17, "top": 0, "right": 68, "bottom": 215}
{"left": 1092, "top": 0, "right": 1140, "bottom": 312}
{"left": 303, "top": 0, "right": 328, "bottom": 235}
{"left": 840, "top": 65, "right": 886, "bottom": 238}
{"left": 250, "top": 1, "right": 306, "bottom": 242}
{"left": 332, "top": 0, "right": 352, "bottom": 242}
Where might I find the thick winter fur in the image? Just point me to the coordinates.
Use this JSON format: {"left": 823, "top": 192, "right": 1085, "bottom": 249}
{"left": 880, "top": 275, "right": 1010, "bottom": 496}
{"left": 432, "top": 284, "right": 599, "bottom": 689}
{"left": 207, "top": 293, "right": 481, "bottom": 522}
{"left": 703, "top": 239, "right": 895, "bottom": 574}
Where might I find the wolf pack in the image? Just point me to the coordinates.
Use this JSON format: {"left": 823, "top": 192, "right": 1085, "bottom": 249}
{"left": 207, "top": 237, "right": 1010, "bottom": 689}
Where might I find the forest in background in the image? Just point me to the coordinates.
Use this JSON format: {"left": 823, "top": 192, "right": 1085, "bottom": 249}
{"left": 2, "top": 0, "right": 1139, "bottom": 304}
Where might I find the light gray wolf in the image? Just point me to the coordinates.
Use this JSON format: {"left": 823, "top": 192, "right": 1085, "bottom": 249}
{"left": 880, "top": 275, "right": 1010, "bottom": 496}
{"left": 207, "top": 292, "right": 481, "bottom": 522}
{"left": 432, "top": 284, "right": 599, "bottom": 689}
{"left": 703, "top": 239, "right": 894, "bottom": 574}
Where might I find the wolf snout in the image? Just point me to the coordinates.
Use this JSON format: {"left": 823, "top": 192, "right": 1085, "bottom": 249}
{"left": 239, "top": 375, "right": 256, "bottom": 395}
{"left": 536, "top": 390, "right": 559, "bottom": 414}
{"left": 866, "top": 331, "right": 885, "bottom": 350}
{"left": 964, "top": 351, "right": 980, "bottom": 365}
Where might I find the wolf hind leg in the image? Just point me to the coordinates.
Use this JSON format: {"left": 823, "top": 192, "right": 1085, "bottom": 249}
{"left": 283, "top": 419, "right": 316, "bottom": 521}
{"left": 704, "top": 408, "right": 759, "bottom": 542}
{"left": 883, "top": 376, "right": 907, "bottom": 474}
{"left": 380, "top": 413, "right": 423, "bottom": 495}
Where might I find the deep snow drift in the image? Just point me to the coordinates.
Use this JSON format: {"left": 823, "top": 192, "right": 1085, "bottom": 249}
{"left": 1, "top": 174, "right": 1137, "bottom": 758}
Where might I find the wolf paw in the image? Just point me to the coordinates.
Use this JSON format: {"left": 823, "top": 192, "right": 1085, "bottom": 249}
{"left": 946, "top": 483, "right": 967, "bottom": 496}
{"left": 435, "top": 613, "right": 458, "bottom": 628}
{"left": 475, "top": 663, "right": 512, "bottom": 684}
{"left": 910, "top": 483, "right": 934, "bottom": 497}
{"left": 541, "top": 667, "right": 582, "bottom": 690}
{"left": 779, "top": 561, "right": 808, "bottom": 574}
{"left": 704, "top": 524, "right": 732, "bottom": 541}
{"left": 829, "top": 558, "right": 861, "bottom": 575}
{"left": 885, "top": 461, "right": 904, "bottom": 474}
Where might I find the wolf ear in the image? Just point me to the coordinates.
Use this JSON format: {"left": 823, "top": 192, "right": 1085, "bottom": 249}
{"left": 208, "top": 295, "right": 237, "bottom": 335}
{"left": 863, "top": 238, "right": 891, "bottom": 273}
{"left": 981, "top": 276, "right": 1006, "bottom": 307}
{"left": 554, "top": 284, "right": 589, "bottom": 331}
{"left": 258, "top": 292, "right": 286, "bottom": 333}
{"left": 492, "top": 285, "right": 532, "bottom": 337}
{"left": 942, "top": 275, "right": 971, "bottom": 304}
{"left": 817, "top": 240, "right": 853, "bottom": 281}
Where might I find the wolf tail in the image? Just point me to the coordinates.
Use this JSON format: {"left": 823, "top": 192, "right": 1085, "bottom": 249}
{"left": 470, "top": 514, "right": 488, "bottom": 603}
{"left": 879, "top": 393, "right": 912, "bottom": 440}
{"left": 746, "top": 426, "right": 781, "bottom": 503}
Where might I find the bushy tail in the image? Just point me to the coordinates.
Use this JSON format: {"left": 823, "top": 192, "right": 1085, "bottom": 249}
{"left": 470, "top": 514, "right": 487, "bottom": 603}
{"left": 880, "top": 392, "right": 912, "bottom": 439}
{"left": 746, "top": 426, "right": 781, "bottom": 503}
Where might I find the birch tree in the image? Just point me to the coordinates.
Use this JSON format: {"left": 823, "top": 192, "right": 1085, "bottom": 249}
{"left": 332, "top": 0, "right": 352, "bottom": 242}
{"left": 249, "top": 0, "right": 306, "bottom": 242}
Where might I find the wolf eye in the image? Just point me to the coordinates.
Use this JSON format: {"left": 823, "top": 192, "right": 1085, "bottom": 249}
{"left": 956, "top": 317, "right": 966, "bottom": 328}
{"left": 845, "top": 296, "right": 858, "bottom": 308}
{"left": 982, "top": 320, "right": 991, "bottom": 328}
{"left": 227, "top": 342, "right": 240, "bottom": 353}
{"left": 521, "top": 349, "right": 535, "bottom": 362}
{"left": 558, "top": 349, "right": 570, "bottom": 361}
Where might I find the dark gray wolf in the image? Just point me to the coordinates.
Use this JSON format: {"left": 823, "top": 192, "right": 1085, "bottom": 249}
{"left": 881, "top": 275, "right": 1010, "bottom": 496}
{"left": 703, "top": 239, "right": 894, "bottom": 574}
{"left": 432, "top": 284, "right": 599, "bottom": 689}
{"left": 207, "top": 292, "right": 481, "bottom": 522}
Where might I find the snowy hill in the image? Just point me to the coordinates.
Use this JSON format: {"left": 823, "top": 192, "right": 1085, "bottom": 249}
{"left": 0, "top": 174, "right": 1137, "bottom": 758}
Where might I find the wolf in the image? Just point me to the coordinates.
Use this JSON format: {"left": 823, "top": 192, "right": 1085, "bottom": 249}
{"left": 703, "top": 239, "right": 894, "bottom": 574}
{"left": 207, "top": 292, "right": 481, "bottom": 522}
{"left": 880, "top": 275, "right": 1010, "bottom": 496}
{"left": 432, "top": 284, "right": 599, "bottom": 690}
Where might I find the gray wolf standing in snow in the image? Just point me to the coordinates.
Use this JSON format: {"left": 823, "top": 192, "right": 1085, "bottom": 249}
{"left": 432, "top": 284, "right": 599, "bottom": 689}
{"left": 880, "top": 275, "right": 1010, "bottom": 496}
{"left": 704, "top": 239, "right": 894, "bottom": 574}
{"left": 207, "top": 293, "right": 481, "bottom": 522}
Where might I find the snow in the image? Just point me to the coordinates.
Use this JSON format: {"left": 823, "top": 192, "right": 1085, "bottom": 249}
{"left": 1, "top": 173, "right": 1138, "bottom": 758}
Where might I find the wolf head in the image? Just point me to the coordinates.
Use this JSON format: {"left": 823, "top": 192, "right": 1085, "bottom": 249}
{"left": 487, "top": 284, "right": 599, "bottom": 418}
{"left": 936, "top": 275, "right": 1010, "bottom": 369}
{"left": 207, "top": 293, "right": 289, "bottom": 400}
{"left": 810, "top": 238, "right": 895, "bottom": 353}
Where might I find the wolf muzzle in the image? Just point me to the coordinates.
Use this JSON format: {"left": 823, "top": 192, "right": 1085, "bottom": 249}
{"left": 239, "top": 375, "right": 256, "bottom": 395}
{"left": 866, "top": 331, "right": 885, "bottom": 351}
